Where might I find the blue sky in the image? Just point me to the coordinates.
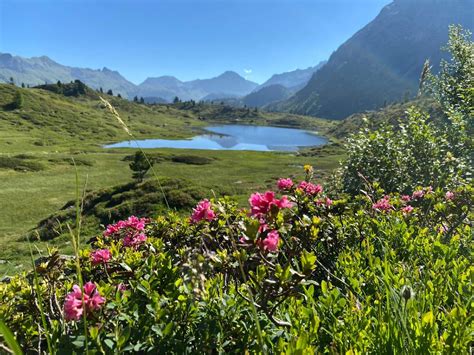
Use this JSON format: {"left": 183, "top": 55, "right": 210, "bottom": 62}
{"left": 0, "top": 0, "right": 391, "bottom": 84}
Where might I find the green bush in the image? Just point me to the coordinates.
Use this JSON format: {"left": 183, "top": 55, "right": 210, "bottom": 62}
{"left": 171, "top": 155, "right": 214, "bottom": 165}
{"left": 0, "top": 156, "right": 44, "bottom": 172}
{"left": 1, "top": 174, "right": 472, "bottom": 353}
{"left": 341, "top": 26, "right": 473, "bottom": 195}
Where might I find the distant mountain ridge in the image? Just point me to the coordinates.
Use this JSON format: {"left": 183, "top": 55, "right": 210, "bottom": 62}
{"left": 0, "top": 53, "right": 137, "bottom": 97}
{"left": 135, "top": 71, "right": 258, "bottom": 101}
{"left": 256, "top": 61, "right": 326, "bottom": 92}
{"left": 273, "top": 0, "right": 474, "bottom": 119}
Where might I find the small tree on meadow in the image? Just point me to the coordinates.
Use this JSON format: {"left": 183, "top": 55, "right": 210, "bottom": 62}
{"left": 107, "top": 89, "right": 113, "bottom": 96}
{"left": 7, "top": 90, "right": 24, "bottom": 110}
{"left": 140, "top": 97, "right": 145, "bottom": 104}
{"left": 129, "top": 151, "right": 152, "bottom": 182}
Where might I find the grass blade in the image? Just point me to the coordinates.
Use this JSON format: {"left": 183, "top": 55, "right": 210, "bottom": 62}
{"left": 0, "top": 318, "right": 23, "bottom": 355}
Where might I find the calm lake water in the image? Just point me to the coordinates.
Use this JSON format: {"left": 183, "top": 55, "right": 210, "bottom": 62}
{"left": 104, "top": 125, "right": 327, "bottom": 152}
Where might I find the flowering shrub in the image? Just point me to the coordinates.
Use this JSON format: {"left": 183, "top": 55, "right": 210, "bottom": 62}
{"left": 64, "top": 282, "right": 105, "bottom": 321}
{"left": 1, "top": 170, "right": 472, "bottom": 353}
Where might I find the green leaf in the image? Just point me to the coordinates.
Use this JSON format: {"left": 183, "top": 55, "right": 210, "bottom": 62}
{"left": 104, "top": 338, "right": 114, "bottom": 349}
{"left": 321, "top": 280, "right": 328, "bottom": 294}
{"left": 0, "top": 319, "right": 23, "bottom": 355}
{"left": 422, "top": 311, "right": 434, "bottom": 326}
{"left": 301, "top": 250, "right": 317, "bottom": 273}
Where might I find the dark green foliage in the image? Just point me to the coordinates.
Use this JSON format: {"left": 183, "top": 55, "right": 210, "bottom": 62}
{"left": 3, "top": 89, "right": 24, "bottom": 110}
{"left": 12, "top": 90, "right": 23, "bottom": 109}
{"left": 32, "top": 179, "right": 218, "bottom": 240}
{"left": 0, "top": 156, "right": 44, "bottom": 172}
{"left": 36, "top": 80, "right": 89, "bottom": 97}
{"left": 428, "top": 25, "right": 474, "bottom": 120}
{"left": 106, "top": 89, "right": 113, "bottom": 96}
{"left": 341, "top": 108, "right": 462, "bottom": 195}
{"left": 170, "top": 155, "right": 214, "bottom": 165}
{"left": 4, "top": 181, "right": 473, "bottom": 353}
{"left": 129, "top": 151, "right": 151, "bottom": 182}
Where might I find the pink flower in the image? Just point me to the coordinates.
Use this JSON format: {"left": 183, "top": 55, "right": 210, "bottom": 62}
{"left": 90, "top": 249, "right": 112, "bottom": 265}
{"left": 401, "top": 195, "right": 411, "bottom": 202}
{"left": 249, "top": 191, "right": 293, "bottom": 217}
{"left": 412, "top": 190, "right": 425, "bottom": 199}
{"left": 190, "top": 199, "right": 216, "bottom": 224}
{"left": 297, "top": 181, "right": 323, "bottom": 195}
{"left": 249, "top": 191, "right": 276, "bottom": 216}
{"left": 402, "top": 205, "right": 414, "bottom": 215}
{"left": 276, "top": 195, "right": 293, "bottom": 209}
{"left": 445, "top": 191, "right": 454, "bottom": 201}
{"left": 117, "top": 283, "right": 127, "bottom": 293}
{"left": 372, "top": 196, "right": 392, "bottom": 212}
{"left": 64, "top": 282, "right": 105, "bottom": 321}
{"left": 277, "top": 178, "right": 294, "bottom": 190}
{"left": 123, "top": 233, "right": 147, "bottom": 247}
{"left": 325, "top": 197, "right": 333, "bottom": 206}
{"left": 104, "top": 216, "right": 147, "bottom": 237}
{"left": 259, "top": 230, "right": 280, "bottom": 252}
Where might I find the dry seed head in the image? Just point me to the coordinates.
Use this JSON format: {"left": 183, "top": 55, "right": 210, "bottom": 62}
{"left": 99, "top": 96, "right": 132, "bottom": 136}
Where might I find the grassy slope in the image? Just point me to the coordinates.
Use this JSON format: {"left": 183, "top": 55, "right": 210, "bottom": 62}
{"left": 0, "top": 84, "right": 343, "bottom": 273}
{"left": 328, "top": 97, "right": 445, "bottom": 139}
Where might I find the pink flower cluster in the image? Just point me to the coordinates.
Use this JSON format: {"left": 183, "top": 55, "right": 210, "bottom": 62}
{"left": 445, "top": 191, "right": 454, "bottom": 201}
{"left": 249, "top": 191, "right": 293, "bottom": 218}
{"left": 247, "top": 190, "right": 294, "bottom": 253}
{"left": 90, "top": 249, "right": 112, "bottom": 265}
{"left": 190, "top": 199, "right": 216, "bottom": 224}
{"left": 104, "top": 216, "right": 148, "bottom": 248}
{"left": 256, "top": 230, "right": 280, "bottom": 252}
{"left": 412, "top": 186, "right": 432, "bottom": 200}
{"left": 64, "top": 282, "right": 105, "bottom": 321}
{"left": 372, "top": 196, "right": 393, "bottom": 212}
{"left": 316, "top": 197, "right": 333, "bottom": 207}
{"left": 277, "top": 178, "right": 294, "bottom": 191}
{"left": 402, "top": 205, "right": 414, "bottom": 215}
{"left": 297, "top": 181, "right": 323, "bottom": 196}
{"left": 104, "top": 216, "right": 147, "bottom": 236}
{"left": 401, "top": 195, "right": 411, "bottom": 202}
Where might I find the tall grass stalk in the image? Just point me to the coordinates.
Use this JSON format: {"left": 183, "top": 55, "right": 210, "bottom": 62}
{"left": 67, "top": 160, "right": 89, "bottom": 354}
{"left": 26, "top": 234, "right": 53, "bottom": 354}
{"left": 99, "top": 96, "right": 169, "bottom": 208}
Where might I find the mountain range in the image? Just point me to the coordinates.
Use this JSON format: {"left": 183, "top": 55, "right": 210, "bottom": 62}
{"left": 204, "top": 62, "right": 327, "bottom": 108}
{"left": 272, "top": 0, "right": 474, "bottom": 119}
{"left": 2, "top": 0, "right": 473, "bottom": 119}
{"left": 0, "top": 53, "right": 136, "bottom": 97}
{"left": 0, "top": 52, "right": 324, "bottom": 103}
{"left": 135, "top": 71, "right": 258, "bottom": 102}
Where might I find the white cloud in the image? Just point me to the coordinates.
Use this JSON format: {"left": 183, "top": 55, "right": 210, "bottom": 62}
{"left": 243, "top": 68, "right": 252, "bottom": 79}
